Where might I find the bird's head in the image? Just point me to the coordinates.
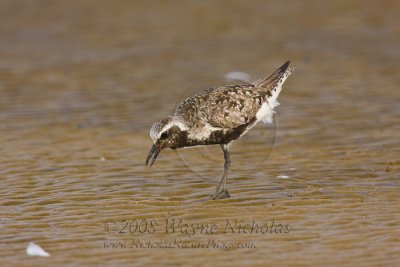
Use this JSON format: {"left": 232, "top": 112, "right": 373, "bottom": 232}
{"left": 146, "top": 116, "right": 188, "bottom": 167}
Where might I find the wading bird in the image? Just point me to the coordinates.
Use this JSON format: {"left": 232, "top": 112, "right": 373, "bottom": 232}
{"left": 146, "top": 61, "right": 294, "bottom": 199}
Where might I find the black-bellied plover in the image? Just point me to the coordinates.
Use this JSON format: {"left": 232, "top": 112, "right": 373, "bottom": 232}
{"left": 146, "top": 61, "right": 294, "bottom": 200}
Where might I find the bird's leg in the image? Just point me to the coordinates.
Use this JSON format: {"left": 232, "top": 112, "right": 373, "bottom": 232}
{"left": 211, "top": 144, "right": 231, "bottom": 200}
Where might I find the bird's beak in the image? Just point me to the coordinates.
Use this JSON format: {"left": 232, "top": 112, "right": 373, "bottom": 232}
{"left": 145, "top": 144, "right": 160, "bottom": 167}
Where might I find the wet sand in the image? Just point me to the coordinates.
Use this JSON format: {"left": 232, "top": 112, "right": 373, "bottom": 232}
{"left": 0, "top": 0, "right": 399, "bottom": 266}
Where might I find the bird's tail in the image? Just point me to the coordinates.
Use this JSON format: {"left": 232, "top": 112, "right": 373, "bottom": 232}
{"left": 253, "top": 60, "right": 293, "bottom": 90}
{"left": 253, "top": 60, "right": 294, "bottom": 109}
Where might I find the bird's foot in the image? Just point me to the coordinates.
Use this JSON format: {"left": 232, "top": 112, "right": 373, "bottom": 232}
{"left": 210, "top": 189, "right": 230, "bottom": 200}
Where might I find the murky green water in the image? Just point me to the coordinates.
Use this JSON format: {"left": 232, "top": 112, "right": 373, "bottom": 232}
{"left": 1, "top": 0, "right": 399, "bottom": 266}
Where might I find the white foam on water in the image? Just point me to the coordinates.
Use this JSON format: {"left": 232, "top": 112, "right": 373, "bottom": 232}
{"left": 277, "top": 175, "right": 290, "bottom": 179}
{"left": 224, "top": 71, "right": 251, "bottom": 83}
{"left": 26, "top": 242, "right": 50, "bottom": 257}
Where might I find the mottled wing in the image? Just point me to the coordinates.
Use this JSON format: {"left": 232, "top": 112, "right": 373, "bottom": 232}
{"left": 175, "top": 85, "right": 262, "bottom": 129}
{"left": 206, "top": 85, "right": 262, "bottom": 128}
{"left": 174, "top": 61, "right": 292, "bottom": 130}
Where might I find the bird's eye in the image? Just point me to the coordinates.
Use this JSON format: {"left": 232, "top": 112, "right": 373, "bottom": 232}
{"left": 160, "top": 131, "right": 168, "bottom": 140}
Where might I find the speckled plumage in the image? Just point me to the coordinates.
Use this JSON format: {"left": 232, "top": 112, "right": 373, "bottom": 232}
{"left": 175, "top": 84, "right": 261, "bottom": 129}
{"left": 146, "top": 61, "right": 294, "bottom": 199}
{"left": 170, "top": 60, "right": 293, "bottom": 144}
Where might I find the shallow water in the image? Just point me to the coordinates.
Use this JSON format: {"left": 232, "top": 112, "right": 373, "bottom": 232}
{"left": 0, "top": 0, "right": 399, "bottom": 266}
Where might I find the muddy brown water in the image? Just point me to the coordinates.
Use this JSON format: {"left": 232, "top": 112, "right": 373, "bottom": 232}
{"left": 0, "top": 1, "right": 399, "bottom": 266}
